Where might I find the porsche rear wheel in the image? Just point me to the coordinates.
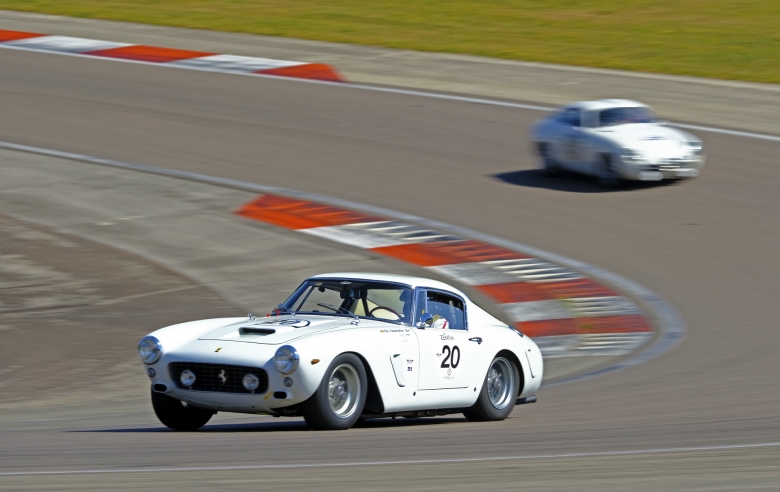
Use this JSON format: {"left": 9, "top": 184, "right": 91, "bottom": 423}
{"left": 301, "top": 353, "right": 367, "bottom": 430}
{"left": 463, "top": 356, "right": 519, "bottom": 422}
{"left": 151, "top": 388, "right": 214, "bottom": 431}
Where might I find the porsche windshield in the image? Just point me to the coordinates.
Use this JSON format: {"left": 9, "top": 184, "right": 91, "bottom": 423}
{"left": 598, "top": 107, "right": 658, "bottom": 127}
{"left": 278, "top": 279, "right": 413, "bottom": 325}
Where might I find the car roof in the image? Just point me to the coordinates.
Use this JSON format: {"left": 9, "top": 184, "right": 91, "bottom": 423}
{"left": 564, "top": 99, "right": 649, "bottom": 112}
{"left": 309, "top": 272, "right": 468, "bottom": 297}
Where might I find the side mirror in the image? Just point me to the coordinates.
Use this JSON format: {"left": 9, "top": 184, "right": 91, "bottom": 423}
{"left": 416, "top": 313, "right": 433, "bottom": 329}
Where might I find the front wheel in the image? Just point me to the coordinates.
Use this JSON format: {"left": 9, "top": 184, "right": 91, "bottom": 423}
{"left": 151, "top": 388, "right": 213, "bottom": 431}
{"left": 596, "top": 155, "right": 622, "bottom": 187}
{"left": 301, "top": 353, "right": 367, "bottom": 430}
{"left": 463, "top": 356, "right": 519, "bottom": 422}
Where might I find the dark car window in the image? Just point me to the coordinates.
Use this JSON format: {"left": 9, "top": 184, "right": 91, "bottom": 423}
{"left": 598, "top": 107, "right": 658, "bottom": 126}
{"left": 416, "top": 289, "right": 466, "bottom": 330}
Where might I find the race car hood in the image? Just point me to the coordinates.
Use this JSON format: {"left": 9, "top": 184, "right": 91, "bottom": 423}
{"left": 591, "top": 123, "right": 697, "bottom": 156}
{"left": 196, "top": 315, "right": 364, "bottom": 345}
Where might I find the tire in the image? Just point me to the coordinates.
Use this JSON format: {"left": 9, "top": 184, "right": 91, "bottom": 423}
{"left": 596, "top": 155, "right": 622, "bottom": 187}
{"left": 300, "top": 353, "right": 368, "bottom": 430}
{"left": 151, "top": 388, "right": 213, "bottom": 431}
{"left": 463, "top": 356, "right": 519, "bottom": 422}
{"left": 538, "top": 143, "right": 559, "bottom": 175}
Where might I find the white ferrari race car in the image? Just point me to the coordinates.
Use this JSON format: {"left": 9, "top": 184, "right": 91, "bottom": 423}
{"left": 137, "top": 273, "right": 543, "bottom": 430}
{"left": 531, "top": 99, "right": 705, "bottom": 184}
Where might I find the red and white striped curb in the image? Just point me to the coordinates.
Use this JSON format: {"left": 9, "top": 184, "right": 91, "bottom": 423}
{"left": 236, "top": 195, "right": 653, "bottom": 357}
{"left": 0, "top": 29, "right": 345, "bottom": 82}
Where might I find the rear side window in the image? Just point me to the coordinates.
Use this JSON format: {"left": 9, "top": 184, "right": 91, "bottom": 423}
{"left": 416, "top": 289, "right": 466, "bottom": 330}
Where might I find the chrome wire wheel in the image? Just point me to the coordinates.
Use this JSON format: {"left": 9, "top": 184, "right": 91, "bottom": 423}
{"left": 327, "top": 363, "right": 361, "bottom": 419}
{"left": 486, "top": 357, "right": 515, "bottom": 410}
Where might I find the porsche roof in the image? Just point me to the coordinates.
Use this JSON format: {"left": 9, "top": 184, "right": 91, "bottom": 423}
{"left": 564, "top": 99, "right": 649, "bottom": 111}
{"left": 309, "top": 272, "right": 467, "bottom": 297}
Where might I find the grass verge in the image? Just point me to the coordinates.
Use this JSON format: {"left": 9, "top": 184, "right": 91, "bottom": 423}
{"left": 0, "top": 1, "right": 778, "bottom": 83}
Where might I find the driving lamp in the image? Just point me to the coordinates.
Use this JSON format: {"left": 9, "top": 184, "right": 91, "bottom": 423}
{"left": 180, "top": 369, "right": 196, "bottom": 387}
{"left": 137, "top": 336, "right": 162, "bottom": 365}
{"left": 243, "top": 373, "right": 260, "bottom": 392}
{"left": 273, "top": 345, "right": 300, "bottom": 374}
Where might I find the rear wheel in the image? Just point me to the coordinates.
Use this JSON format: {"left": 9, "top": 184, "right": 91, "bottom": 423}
{"left": 301, "top": 353, "right": 367, "bottom": 430}
{"left": 151, "top": 388, "right": 213, "bottom": 431}
{"left": 463, "top": 356, "right": 519, "bottom": 422}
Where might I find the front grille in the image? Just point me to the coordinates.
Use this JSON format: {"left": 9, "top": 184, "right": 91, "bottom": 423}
{"left": 169, "top": 362, "right": 268, "bottom": 394}
{"left": 644, "top": 161, "right": 692, "bottom": 172}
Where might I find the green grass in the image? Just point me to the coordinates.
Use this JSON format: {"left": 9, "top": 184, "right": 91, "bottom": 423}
{"left": 2, "top": 1, "right": 779, "bottom": 83}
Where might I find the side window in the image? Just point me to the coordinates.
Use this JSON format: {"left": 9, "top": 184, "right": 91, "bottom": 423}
{"left": 424, "top": 290, "right": 466, "bottom": 330}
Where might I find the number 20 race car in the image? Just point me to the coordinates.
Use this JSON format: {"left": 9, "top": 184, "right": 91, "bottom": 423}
{"left": 531, "top": 99, "right": 706, "bottom": 185}
{"left": 137, "top": 273, "right": 543, "bottom": 430}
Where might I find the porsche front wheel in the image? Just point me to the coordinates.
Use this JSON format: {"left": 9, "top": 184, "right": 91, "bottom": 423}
{"left": 301, "top": 353, "right": 367, "bottom": 430}
{"left": 463, "top": 356, "right": 519, "bottom": 421}
{"left": 151, "top": 388, "right": 213, "bottom": 431}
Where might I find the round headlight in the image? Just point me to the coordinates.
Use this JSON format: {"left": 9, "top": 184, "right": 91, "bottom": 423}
{"left": 242, "top": 373, "right": 260, "bottom": 392}
{"left": 180, "top": 369, "right": 196, "bottom": 387}
{"left": 687, "top": 141, "right": 704, "bottom": 155}
{"left": 137, "top": 336, "right": 162, "bottom": 365}
{"left": 621, "top": 148, "right": 643, "bottom": 164}
{"left": 273, "top": 345, "right": 300, "bottom": 374}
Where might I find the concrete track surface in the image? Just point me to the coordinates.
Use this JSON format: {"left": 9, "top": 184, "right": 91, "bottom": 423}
{"left": 1, "top": 42, "right": 779, "bottom": 490}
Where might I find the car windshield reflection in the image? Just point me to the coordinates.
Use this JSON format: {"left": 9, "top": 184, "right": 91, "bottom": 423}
{"left": 598, "top": 107, "right": 658, "bottom": 126}
{"left": 277, "top": 279, "right": 413, "bottom": 325}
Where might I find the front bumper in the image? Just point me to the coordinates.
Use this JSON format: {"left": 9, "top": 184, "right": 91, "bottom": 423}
{"left": 623, "top": 157, "right": 705, "bottom": 181}
{"left": 148, "top": 370, "right": 305, "bottom": 414}
{"left": 142, "top": 350, "right": 319, "bottom": 414}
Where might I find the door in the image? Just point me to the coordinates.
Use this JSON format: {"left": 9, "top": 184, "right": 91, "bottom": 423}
{"left": 413, "top": 289, "right": 479, "bottom": 391}
{"left": 552, "top": 108, "right": 583, "bottom": 170}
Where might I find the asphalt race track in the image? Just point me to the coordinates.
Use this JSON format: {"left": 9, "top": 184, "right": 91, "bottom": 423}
{"left": 1, "top": 46, "right": 780, "bottom": 490}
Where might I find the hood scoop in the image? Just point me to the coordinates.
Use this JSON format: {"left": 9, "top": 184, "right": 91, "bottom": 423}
{"left": 239, "top": 327, "right": 276, "bottom": 336}
{"left": 198, "top": 315, "right": 360, "bottom": 344}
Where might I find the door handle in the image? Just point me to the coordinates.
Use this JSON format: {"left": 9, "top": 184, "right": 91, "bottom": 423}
{"left": 469, "top": 337, "right": 483, "bottom": 345}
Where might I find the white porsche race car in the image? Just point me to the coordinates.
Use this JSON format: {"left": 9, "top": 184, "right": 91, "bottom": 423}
{"left": 531, "top": 99, "right": 705, "bottom": 184}
{"left": 137, "top": 273, "right": 543, "bottom": 431}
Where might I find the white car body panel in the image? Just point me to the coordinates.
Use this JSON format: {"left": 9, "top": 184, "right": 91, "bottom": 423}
{"left": 532, "top": 99, "right": 706, "bottom": 181}
{"left": 139, "top": 273, "right": 543, "bottom": 416}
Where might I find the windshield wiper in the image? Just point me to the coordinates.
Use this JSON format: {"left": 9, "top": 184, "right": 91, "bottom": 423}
{"left": 316, "top": 303, "right": 360, "bottom": 323}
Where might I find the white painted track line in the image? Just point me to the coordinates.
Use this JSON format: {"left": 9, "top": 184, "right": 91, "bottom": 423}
{"left": 1, "top": 441, "right": 778, "bottom": 476}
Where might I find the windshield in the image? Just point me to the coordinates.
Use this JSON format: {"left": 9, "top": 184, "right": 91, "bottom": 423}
{"left": 598, "top": 107, "right": 658, "bottom": 127}
{"left": 277, "top": 279, "right": 413, "bottom": 325}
